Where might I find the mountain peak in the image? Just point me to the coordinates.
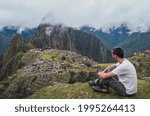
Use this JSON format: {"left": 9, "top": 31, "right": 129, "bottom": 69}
{"left": 40, "top": 12, "right": 63, "bottom": 26}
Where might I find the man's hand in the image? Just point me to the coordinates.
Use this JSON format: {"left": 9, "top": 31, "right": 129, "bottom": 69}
{"left": 97, "top": 72, "right": 116, "bottom": 79}
{"left": 97, "top": 72, "right": 106, "bottom": 79}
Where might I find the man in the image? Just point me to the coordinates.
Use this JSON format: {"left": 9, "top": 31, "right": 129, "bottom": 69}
{"left": 89, "top": 47, "right": 137, "bottom": 96}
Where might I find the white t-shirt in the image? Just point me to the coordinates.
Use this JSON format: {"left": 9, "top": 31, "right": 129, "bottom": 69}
{"left": 111, "top": 59, "right": 137, "bottom": 95}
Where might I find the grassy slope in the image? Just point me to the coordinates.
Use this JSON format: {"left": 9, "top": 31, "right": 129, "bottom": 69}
{"left": 28, "top": 80, "right": 150, "bottom": 99}
{"left": 28, "top": 53, "right": 150, "bottom": 99}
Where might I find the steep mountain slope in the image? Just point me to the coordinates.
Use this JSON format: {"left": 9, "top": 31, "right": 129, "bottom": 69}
{"left": 0, "top": 24, "right": 111, "bottom": 98}
{"left": 80, "top": 25, "right": 130, "bottom": 49}
{"left": 0, "top": 23, "right": 111, "bottom": 81}
{"left": 80, "top": 25, "right": 150, "bottom": 57}
{"left": 0, "top": 34, "right": 33, "bottom": 80}
{"left": 0, "top": 26, "right": 36, "bottom": 55}
{"left": 118, "top": 32, "right": 150, "bottom": 57}
{"left": 0, "top": 49, "right": 99, "bottom": 98}
{"left": 0, "top": 33, "right": 11, "bottom": 55}
{"left": 32, "top": 24, "right": 111, "bottom": 63}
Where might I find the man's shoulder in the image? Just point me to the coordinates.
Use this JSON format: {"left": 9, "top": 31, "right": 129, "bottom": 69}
{"left": 123, "top": 59, "right": 132, "bottom": 65}
{"left": 115, "top": 59, "right": 131, "bottom": 69}
{"left": 123, "top": 59, "right": 136, "bottom": 70}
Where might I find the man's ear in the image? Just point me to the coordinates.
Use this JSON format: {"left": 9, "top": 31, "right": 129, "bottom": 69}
{"left": 112, "top": 54, "right": 116, "bottom": 58}
{"left": 113, "top": 54, "right": 118, "bottom": 59}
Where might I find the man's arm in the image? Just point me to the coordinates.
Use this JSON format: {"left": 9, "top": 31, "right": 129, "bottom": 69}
{"left": 102, "top": 64, "right": 116, "bottom": 73}
{"left": 97, "top": 72, "right": 116, "bottom": 79}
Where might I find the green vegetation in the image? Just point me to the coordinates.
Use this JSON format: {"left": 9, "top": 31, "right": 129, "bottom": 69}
{"left": 129, "top": 54, "right": 150, "bottom": 63}
{"left": 41, "top": 53, "right": 53, "bottom": 61}
{"left": 0, "top": 33, "right": 11, "bottom": 55}
{"left": 0, "top": 48, "right": 150, "bottom": 99}
{"left": 99, "top": 63, "right": 112, "bottom": 70}
{"left": 144, "top": 50, "right": 150, "bottom": 54}
{"left": 29, "top": 80, "right": 150, "bottom": 99}
{"left": 1, "top": 24, "right": 150, "bottom": 99}
{"left": 41, "top": 50, "right": 63, "bottom": 61}
{"left": 22, "top": 50, "right": 39, "bottom": 65}
{"left": 118, "top": 32, "right": 150, "bottom": 57}
{"left": 69, "top": 68, "right": 96, "bottom": 73}
{"left": 129, "top": 50, "right": 150, "bottom": 78}
{"left": 0, "top": 51, "right": 25, "bottom": 80}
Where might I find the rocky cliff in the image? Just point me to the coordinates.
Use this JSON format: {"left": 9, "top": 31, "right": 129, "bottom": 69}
{"left": 0, "top": 49, "right": 100, "bottom": 98}
{"left": 0, "top": 24, "right": 111, "bottom": 81}
{"left": 129, "top": 50, "right": 150, "bottom": 80}
{"left": 0, "top": 26, "right": 36, "bottom": 55}
{"left": 32, "top": 24, "right": 111, "bottom": 63}
{"left": 0, "top": 34, "right": 33, "bottom": 80}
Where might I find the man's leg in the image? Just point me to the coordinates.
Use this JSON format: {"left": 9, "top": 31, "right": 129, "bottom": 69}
{"left": 88, "top": 65, "right": 116, "bottom": 86}
{"left": 105, "top": 77, "right": 126, "bottom": 96}
{"left": 91, "top": 65, "right": 127, "bottom": 96}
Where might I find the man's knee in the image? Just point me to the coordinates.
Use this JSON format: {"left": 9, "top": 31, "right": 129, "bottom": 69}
{"left": 117, "top": 89, "right": 127, "bottom": 96}
{"left": 107, "top": 77, "right": 126, "bottom": 96}
{"left": 107, "top": 65, "right": 117, "bottom": 72}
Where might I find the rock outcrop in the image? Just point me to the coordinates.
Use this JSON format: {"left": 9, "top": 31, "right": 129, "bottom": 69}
{"left": 130, "top": 50, "right": 150, "bottom": 80}
{"left": 32, "top": 24, "right": 111, "bottom": 63}
{"left": 0, "top": 24, "right": 111, "bottom": 81}
{"left": 0, "top": 34, "right": 33, "bottom": 80}
{"left": 0, "top": 49, "right": 100, "bottom": 98}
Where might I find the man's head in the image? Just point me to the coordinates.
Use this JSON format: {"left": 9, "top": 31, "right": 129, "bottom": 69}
{"left": 112, "top": 47, "right": 124, "bottom": 59}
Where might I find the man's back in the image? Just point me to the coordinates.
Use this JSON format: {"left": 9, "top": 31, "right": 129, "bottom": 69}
{"left": 112, "top": 59, "right": 137, "bottom": 94}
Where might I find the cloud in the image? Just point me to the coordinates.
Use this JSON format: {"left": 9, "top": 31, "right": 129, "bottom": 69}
{"left": 0, "top": 0, "right": 150, "bottom": 31}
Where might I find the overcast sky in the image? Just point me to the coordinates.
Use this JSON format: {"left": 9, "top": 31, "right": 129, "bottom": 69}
{"left": 0, "top": 0, "right": 150, "bottom": 31}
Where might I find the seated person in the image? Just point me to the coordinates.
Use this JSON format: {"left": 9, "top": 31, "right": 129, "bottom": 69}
{"left": 89, "top": 47, "right": 137, "bottom": 96}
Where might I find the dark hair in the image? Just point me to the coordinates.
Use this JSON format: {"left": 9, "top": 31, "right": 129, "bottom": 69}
{"left": 112, "top": 47, "right": 124, "bottom": 58}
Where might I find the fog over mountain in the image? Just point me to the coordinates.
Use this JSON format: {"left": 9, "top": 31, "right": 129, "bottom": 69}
{"left": 0, "top": 0, "right": 150, "bottom": 32}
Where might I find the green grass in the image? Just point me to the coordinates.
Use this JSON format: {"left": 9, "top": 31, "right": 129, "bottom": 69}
{"left": 41, "top": 53, "right": 53, "bottom": 60}
{"left": 41, "top": 50, "right": 63, "bottom": 61}
{"left": 129, "top": 51, "right": 150, "bottom": 78}
{"left": 144, "top": 50, "right": 150, "bottom": 53}
{"left": 69, "top": 68, "right": 96, "bottom": 72}
{"left": 28, "top": 80, "right": 150, "bottom": 99}
{"left": 99, "top": 63, "right": 112, "bottom": 70}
